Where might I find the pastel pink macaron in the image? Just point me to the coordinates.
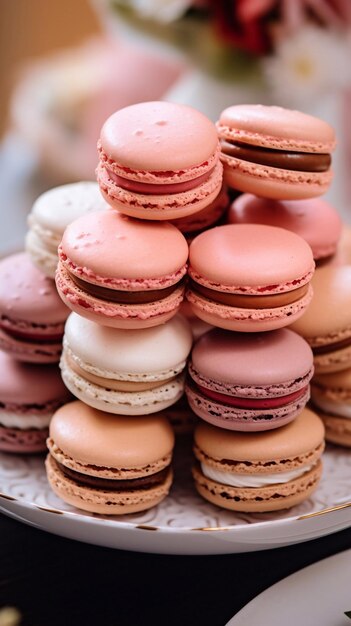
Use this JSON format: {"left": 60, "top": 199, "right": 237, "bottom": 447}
{"left": 187, "top": 224, "right": 315, "bottom": 332}
{"left": 186, "top": 328, "right": 314, "bottom": 431}
{"left": 170, "top": 186, "right": 229, "bottom": 242}
{"left": 0, "top": 351, "right": 71, "bottom": 453}
{"left": 0, "top": 253, "right": 68, "bottom": 362}
{"left": 97, "top": 101, "right": 223, "bottom": 220}
{"left": 217, "top": 104, "right": 335, "bottom": 199}
{"left": 228, "top": 194, "right": 342, "bottom": 262}
{"left": 56, "top": 210, "right": 189, "bottom": 328}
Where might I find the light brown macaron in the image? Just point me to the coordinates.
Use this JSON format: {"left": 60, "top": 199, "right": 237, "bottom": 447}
{"left": 311, "top": 368, "right": 351, "bottom": 447}
{"left": 46, "top": 400, "right": 175, "bottom": 515}
{"left": 192, "top": 408, "right": 325, "bottom": 513}
{"left": 291, "top": 266, "right": 351, "bottom": 374}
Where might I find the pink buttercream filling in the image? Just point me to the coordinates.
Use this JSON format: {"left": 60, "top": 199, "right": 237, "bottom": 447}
{"left": 106, "top": 168, "right": 214, "bottom": 195}
{"left": 58, "top": 249, "right": 188, "bottom": 291}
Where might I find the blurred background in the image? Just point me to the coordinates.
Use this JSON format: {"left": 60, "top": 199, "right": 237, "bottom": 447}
{"left": 1, "top": 0, "right": 351, "bottom": 254}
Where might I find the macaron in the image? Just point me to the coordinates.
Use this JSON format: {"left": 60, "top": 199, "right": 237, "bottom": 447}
{"left": 217, "top": 104, "right": 335, "bottom": 199}
{"left": 291, "top": 266, "right": 351, "bottom": 373}
{"left": 311, "top": 368, "right": 351, "bottom": 447}
{"left": 192, "top": 408, "right": 325, "bottom": 512}
{"left": 60, "top": 312, "right": 193, "bottom": 415}
{"left": 46, "top": 401, "right": 175, "bottom": 514}
{"left": 164, "top": 395, "right": 198, "bottom": 435}
{"left": 228, "top": 194, "right": 342, "bottom": 262}
{"left": 26, "top": 182, "right": 108, "bottom": 278}
{"left": 186, "top": 224, "right": 315, "bottom": 332}
{"left": 331, "top": 225, "right": 351, "bottom": 267}
{"left": 170, "top": 186, "right": 229, "bottom": 242}
{"left": 56, "top": 210, "right": 188, "bottom": 328}
{"left": 0, "top": 351, "right": 71, "bottom": 453}
{"left": 0, "top": 253, "right": 68, "bottom": 362}
{"left": 97, "top": 101, "right": 223, "bottom": 220}
{"left": 186, "top": 328, "right": 314, "bottom": 431}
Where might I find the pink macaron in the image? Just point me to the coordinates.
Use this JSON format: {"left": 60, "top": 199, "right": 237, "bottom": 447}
{"left": 186, "top": 224, "right": 315, "bottom": 332}
{"left": 0, "top": 253, "right": 68, "bottom": 362}
{"left": 56, "top": 210, "right": 189, "bottom": 328}
{"left": 0, "top": 351, "right": 71, "bottom": 453}
{"left": 228, "top": 194, "right": 342, "bottom": 262}
{"left": 217, "top": 104, "right": 335, "bottom": 199}
{"left": 170, "top": 186, "right": 229, "bottom": 242}
{"left": 97, "top": 101, "right": 223, "bottom": 220}
{"left": 186, "top": 328, "right": 314, "bottom": 431}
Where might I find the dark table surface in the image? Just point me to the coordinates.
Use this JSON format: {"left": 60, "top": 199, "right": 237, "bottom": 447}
{"left": 0, "top": 511, "right": 350, "bottom": 626}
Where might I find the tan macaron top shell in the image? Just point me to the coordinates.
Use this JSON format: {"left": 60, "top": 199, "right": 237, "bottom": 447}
{"left": 291, "top": 266, "right": 351, "bottom": 345}
{"left": 194, "top": 408, "right": 324, "bottom": 464}
{"left": 50, "top": 401, "right": 174, "bottom": 469}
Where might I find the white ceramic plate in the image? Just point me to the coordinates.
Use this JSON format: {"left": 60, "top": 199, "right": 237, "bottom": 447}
{"left": 226, "top": 548, "right": 351, "bottom": 626}
{"left": 0, "top": 441, "right": 350, "bottom": 555}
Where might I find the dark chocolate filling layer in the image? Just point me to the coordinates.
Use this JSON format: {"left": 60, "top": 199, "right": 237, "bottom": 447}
{"left": 55, "top": 458, "right": 170, "bottom": 491}
{"left": 189, "top": 280, "right": 308, "bottom": 309}
{"left": 312, "top": 335, "right": 351, "bottom": 355}
{"left": 221, "top": 141, "right": 331, "bottom": 172}
{"left": 69, "top": 273, "right": 186, "bottom": 304}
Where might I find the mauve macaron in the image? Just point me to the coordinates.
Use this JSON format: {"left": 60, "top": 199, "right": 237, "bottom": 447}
{"left": 26, "top": 182, "right": 108, "bottom": 278}
{"left": 291, "top": 266, "right": 351, "bottom": 373}
{"left": 186, "top": 328, "right": 314, "bottom": 431}
{"left": 0, "top": 352, "right": 71, "bottom": 453}
{"left": 46, "top": 401, "right": 175, "bottom": 514}
{"left": 56, "top": 210, "right": 189, "bottom": 328}
{"left": 217, "top": 104, "right": 335, "bottom": 199}
{"left": 0, "top": 253, "right": 68, "bottom": 362}
{"left": 311, "top": 368, "right": 351, "bottom": 447}
{"left": 60, "top": 312, "right": 193, "bottom": 415}
{"left": 228, "top": 194, "right": 342, "bottom": 262}
{"left": 186, "top": 224, "right": 315, "bottom": 332}
{"left": 193, "top": 408, "right": 325, "bottom": 512}
{"left": 97, "top": 101, "right": 223, "bottom": 220}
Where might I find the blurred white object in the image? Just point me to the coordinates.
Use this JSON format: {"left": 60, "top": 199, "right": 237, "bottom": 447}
{"left": 10, "top": 36, "right": 185, "bottom": 185}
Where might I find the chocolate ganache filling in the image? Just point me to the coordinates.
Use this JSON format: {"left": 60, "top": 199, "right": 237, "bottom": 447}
{"left": 55, "top": 458, "right": 170, "bottom": 491}
{"left": 69, "top": 273, "right": 186, "bottom": 304}
{"left": 312, "top": 335, "right": 351, "bottom": 355}
{"left": 221, "top": 141, "right": 331, "bottom": 172}
{"left": 189, "top": 280, "right": 308, "bottom": 309}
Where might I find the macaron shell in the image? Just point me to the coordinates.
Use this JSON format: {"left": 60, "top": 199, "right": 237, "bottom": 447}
{"left": 186, "top": 381, "right": 310, "bottom": 431}
{"left": 186, "top": 283, "right": 313, "bottom": 332}
{"left": 0, "top": 426, "right": 48, "bottom": 453}
{"left": 99, "top": 101, "right": 219, "bottom": 172}
{"left": 316, "top": 414, "right": 351, "bottom": 447}
{"left": 217, "top": 105, "right": 336, "bottom": 152}
{"left": 97, "top": 161, "right": 223, "bottom": 221}
{"left": 60, "top": 210, "right": 188, "bottom": 284}
{"left": 192, "top": 461, "right": 322, "bottom": 512}
{"left": 49, "top": 401, "right": 174, "bottom": 470}
{"left": 189, "top": 224, "right": 314, "bottom": 292}
{"left": 0, "top": 253, "right": 68, "bottom": 325}
{"left": 46, "top": 454, "right": 173, "bottom": 515}
{"left": 190, "top": 328, "right": 313, "bottom": 389}
{"left": 64, "top": 313, "right": 192, "bottom": 378}
{"left": 170, "top": 186, "right": 229, "bottom": 234}
{"left": 25, "top": 230, "right": 58, "bottom": 279}
{"left": 0, "top": 327, "right": 63, "bottom": 363}
{"left": 56, "top": 261, "right": 185, "bottom": 329}
{"left": 228, "top": 195, "right": 341, "bottom": 260}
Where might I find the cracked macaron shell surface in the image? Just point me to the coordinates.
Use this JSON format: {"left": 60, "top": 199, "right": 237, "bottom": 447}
{"left": 187, "top": 223, "right": 315, "bottom": 332}
{"left": 186, "top": 328, "right": 314, "bottom": 431}
{"left": 97, "top": 101, "right": 223, "bottom": 219}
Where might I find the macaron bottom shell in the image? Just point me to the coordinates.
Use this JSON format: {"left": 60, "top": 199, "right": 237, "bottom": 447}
{"left": 0, "top": 425, "right": 48, "bottom": 453}
{"left": 45, "top": 454, "right": 173, "bottom": 515}
{"left": 0, "top": 327, "right": 63, "bottom": 363}
{"left": 56, "top": 262, "right": 185, "bottom": 329}
{"left": 186, "top": 284, "right": 313, "bottom": 333}
{"left": 312, "top": 343, "right": 351, "bottom": 374}
{"left": 192, "top": 460, "right": 322, "bottom": 513}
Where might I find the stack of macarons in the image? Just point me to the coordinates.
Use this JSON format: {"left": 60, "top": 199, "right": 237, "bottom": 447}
{"left": 45, "top": 101, "right": 229, "bottom": 515}
{"left": 185, "top": 104, "right": 338, "bottom": 513}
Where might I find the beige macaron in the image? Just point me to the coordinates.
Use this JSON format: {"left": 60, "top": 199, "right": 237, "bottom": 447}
{"left": 192, "top": 408, "right": 325, "bottom": 513}
{"left": 312, "top": 368, "right": 351, "bottom": 447}
{"left": 46, "top": 401, "right": 175, "bottom": 515}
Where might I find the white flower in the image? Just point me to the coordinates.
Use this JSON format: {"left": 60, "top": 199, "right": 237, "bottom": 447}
{"left": 262, "top": 25, "right": 351, "bottom": 107}
{"left": 129, "top": 0, "right": 194, "bottom": 23}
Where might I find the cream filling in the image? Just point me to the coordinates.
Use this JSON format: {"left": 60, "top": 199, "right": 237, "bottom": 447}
{"left": 201, "top": 463, "right": 314, "bottom": 488}
{"left": 311, "top": 394, "right": 351, "bottom": 418}
{"left": 0, "top": 410, "right": 52, "bottom": 429}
